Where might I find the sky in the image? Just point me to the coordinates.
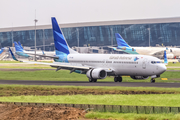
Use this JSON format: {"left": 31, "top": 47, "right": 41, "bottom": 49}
{"left": 0, "top": 0, "right": 180, "bottom": 28}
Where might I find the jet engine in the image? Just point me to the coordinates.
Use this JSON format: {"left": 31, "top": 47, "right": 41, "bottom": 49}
{"left": 86, "top": 68, "right": 107, "bottom": 79}
{"left": 130, "top": 76, "right": 149, "bottom": 80}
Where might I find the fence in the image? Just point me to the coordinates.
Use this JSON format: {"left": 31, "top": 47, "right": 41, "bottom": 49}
{"left": 0, "top": 102, "right": 179, "bottom": 114}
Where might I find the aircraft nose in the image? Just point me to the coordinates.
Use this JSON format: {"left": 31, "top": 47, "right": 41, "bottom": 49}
{"left": 159, "top": 65, "right": 167, "bottom": 73}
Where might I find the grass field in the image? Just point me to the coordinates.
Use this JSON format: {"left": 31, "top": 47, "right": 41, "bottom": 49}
{"left": 1, "top": 94, "right": 180, "bottom": 106}
{"left": 1, "top": 84, "right": 180, "bottom": 97}
{"left": 85, "top": 112, "right": 180, "bottom": 120}
{"left": 0, "top": 69, "right": 180, "bottom": 82}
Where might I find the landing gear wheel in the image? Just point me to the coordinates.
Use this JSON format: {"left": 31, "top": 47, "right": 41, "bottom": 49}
{"left": 150, "top": 78, "right": 155, "bottom": 83}
{"left": 118, "top": 77, "right": 122, "bottom": 82}
{"left": 89, "top": 78, "right": 97, "bottom": 82}
{"left": 93, "top": 79, "right": 97, "bottom": 82}
{"left": 89, "top": 78, "right": 93, "bottom": 82}
{"left": 114, "top": 77, "right": 118, "bottom": 82}
{"left": 114, "top": 77, "right": 122, "bottom": 82}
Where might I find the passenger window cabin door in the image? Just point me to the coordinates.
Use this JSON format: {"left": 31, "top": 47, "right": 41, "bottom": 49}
{"left": 142, "top": 59, "right": 147, "bottom": 69}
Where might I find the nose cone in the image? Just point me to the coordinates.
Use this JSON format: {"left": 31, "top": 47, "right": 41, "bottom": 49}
{"left": 159, "top": 65, "right": 167, "bottom": 74}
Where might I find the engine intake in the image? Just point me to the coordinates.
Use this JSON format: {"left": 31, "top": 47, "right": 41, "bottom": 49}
{"left": 86, "top": 68, "right": 107, "bottom": 79}
{"left": 130, "top": 76, "right": 149, "bottom": 80}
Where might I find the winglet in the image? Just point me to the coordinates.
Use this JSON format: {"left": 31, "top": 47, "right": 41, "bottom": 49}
{"left": 164, "top": 50, "right": 168, "bottom": 64}
{"left": 115, "top": 33, "right": 130, "bottom": 47}
{"left": 9, "top": 48, "right": 19, "bottom": 61}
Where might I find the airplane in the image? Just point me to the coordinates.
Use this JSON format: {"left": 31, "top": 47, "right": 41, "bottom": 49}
{"left": 14, "top": 41, "right": 55, "bottom": 60}
{"left": 0, "top": 48, "right": 8, "bottom": 60}
{"left": 111, "top": 33, "right": 176, "bottom": 59}
{"left": 9, "top": 17, "right": 167, "bottom": 83}
{"left": 17, "top": 41, "right": 55, "bottom": 56}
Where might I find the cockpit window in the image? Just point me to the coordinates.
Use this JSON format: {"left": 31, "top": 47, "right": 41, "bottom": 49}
{"left": 151, "top": 61, "right": 163, "bottom": 64}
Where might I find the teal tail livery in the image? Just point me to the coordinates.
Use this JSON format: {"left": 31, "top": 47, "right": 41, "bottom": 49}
{"left": 164, "top": 50, "right": 168, "bottom": 64}
{"left": 14, "top": 41, "right": 30, "bottom": 58}
{"left": 115, "top": 33, "right": 138, "bottom": 54}
{"left": 51, "top": 17, "right": 78, "bottom": 62}
{"left": 9, "top": 17, "right": 167, "bottom": 83}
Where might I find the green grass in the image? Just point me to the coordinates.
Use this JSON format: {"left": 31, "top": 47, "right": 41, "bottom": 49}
{"left": 1, "top": 84, "right": 180, "bottom": 93}
{"left": 167, "top": 62, "right": 180, "bottom": 67}
{"left": 0, "top": 61, "right": 21, "bottom": 63}
{"left": 0, "top": 70, "right": 180, "bottom": 82}
{"left": 85, "top": 112, "right": 180, "bottom": 120}
{"left": 0, "top": 66, "right": 54, "bottom": 69}
{"left": 1, "top": 94, "right": 180, "bottom": 107}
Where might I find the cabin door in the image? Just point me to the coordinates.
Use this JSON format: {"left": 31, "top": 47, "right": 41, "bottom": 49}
{"left": 142, "top": 59, "right": 147, "bottom": 69}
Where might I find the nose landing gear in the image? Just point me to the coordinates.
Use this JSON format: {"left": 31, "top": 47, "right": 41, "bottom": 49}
{"left": 150, "top": 78, "right": 155, "bottom": 83}
{"left": 114, "top": 76, "right": 122, "bottom": 82}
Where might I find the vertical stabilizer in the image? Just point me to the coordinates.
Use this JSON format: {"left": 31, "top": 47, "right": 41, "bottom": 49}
{"left": 14, "top": 42, "right": 23, "bottom": 52}
{"left": 51, "top": 17, "right": 78, "bottom": 55}
{"left": 18, "top": 41, "right": 24, "bottom": 50}
{"left": 115, "top": 33, "right": 130, "bottom": 47}
{"left": 164, "top": 50, "right": 168, "bottom": 64}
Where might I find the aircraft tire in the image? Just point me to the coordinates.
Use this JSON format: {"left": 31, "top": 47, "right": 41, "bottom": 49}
{"left": 93, "top": 79, "right": 97, "bottom": 82}
{"left": 89, "top": 78, "right": 93, "bottom": 82}
{"left": 150, "top": 78, "right": 155, "bottom": 83}
{"left": 118, "top": 77, "right": 122, "bottom": 82}
{"left": 114, "top": 77, "right": 118, "bottom": 82}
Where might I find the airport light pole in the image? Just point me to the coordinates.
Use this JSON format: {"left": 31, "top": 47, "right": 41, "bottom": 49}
{"left": 34, "top": 19, "right": 38, "bottom": 61}
{"left": 11, "top": 25, "right": 13, "bottom": 47}
{"left": 43, "top": 29, "right": 45, "bottom": 51}
{"left": 147, "top": 28, "right": 150, "bottom": 47}
{"left": 110, "top": 27, "right": 113, "bottom": 53}
{"left": 76, "top": 28, "right": 79, "bottom": 47}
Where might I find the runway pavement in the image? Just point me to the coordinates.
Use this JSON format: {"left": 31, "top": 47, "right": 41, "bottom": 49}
{"left": 0, "top": 80, "right": 180, "bottom": 88}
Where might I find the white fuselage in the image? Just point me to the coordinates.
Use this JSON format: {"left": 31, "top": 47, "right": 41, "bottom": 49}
{"left": 133, "top": 47, "right": 180, "bottom": 58}
{"left": 66, "top": 54, "right": 166, "bottom": 76}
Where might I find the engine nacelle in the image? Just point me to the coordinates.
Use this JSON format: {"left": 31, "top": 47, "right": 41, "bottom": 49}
{"left": 130, "top": 76, "right": 149, "bottom": 80}
{"left": 86, "top": 68, "right": 107, "bottom": 79}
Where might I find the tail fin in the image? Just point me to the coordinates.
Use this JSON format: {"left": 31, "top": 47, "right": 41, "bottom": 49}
{"left": 18, "top": 41, "right": 24, "bottom": 50}
{"left": 0, "top": 48, "right": 4, "bottom": 54}
{"left": 9, "top": 48, "right": 18, "bottom": 61}
{"left": 51, "top": 17, "right": 78, "bottom": 55}
{"left": 115, "top": 33, "right": 130, "bottom": 47}
{"left": 14, "top": 42, "right": 23, "bottom": 52}
{"left": 164, "top": 50, "right": 168, "bottom": 64}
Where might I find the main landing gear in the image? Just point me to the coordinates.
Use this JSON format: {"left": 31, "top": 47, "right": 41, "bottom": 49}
{"left": 114, "top": 76, "right": 122, "bottom": 82}
{"left": 150, "top": 78, "right": 155, "bottom": 83}
{"left": 89, "top": 78, "right": 97, "bottom": 82}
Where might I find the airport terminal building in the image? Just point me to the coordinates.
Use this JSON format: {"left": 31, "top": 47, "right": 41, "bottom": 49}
{"left": 0, "top": 17, "right": 180, "bottom": 50}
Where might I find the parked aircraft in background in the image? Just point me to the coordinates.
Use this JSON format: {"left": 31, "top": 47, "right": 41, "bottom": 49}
{"left": 14, "top": 41, "right": 41, "bottom": 59}
{"left": 14, "top": 41, "right": 55, "bottom": 59}
{"left": 9, "top": 17, "right": 167, "bottom": 83}
{"left": 0, "top": 48, "right": 8, "bottom": 60}
{"left": 111, "top": 33, "right": 178, "bottom": 59}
